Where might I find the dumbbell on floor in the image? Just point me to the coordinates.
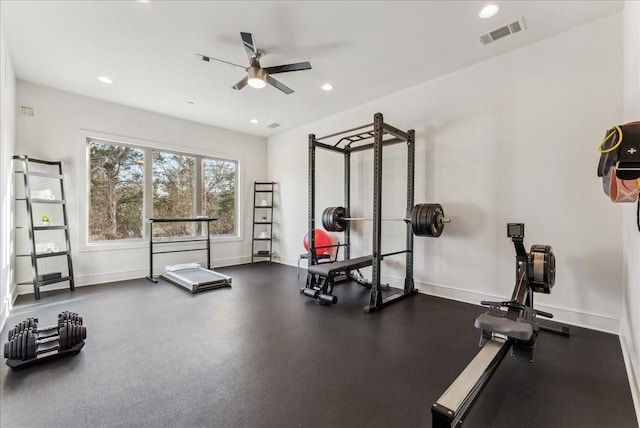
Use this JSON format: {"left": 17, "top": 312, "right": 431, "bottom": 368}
{"left": 4, "top": 312, "right": 86, "bottom": 362}
{"left": 4, "top": 320, "right": 86, "bottom": 361}
{"left": 7, "top": 311, "right": 83, "bottom": 341}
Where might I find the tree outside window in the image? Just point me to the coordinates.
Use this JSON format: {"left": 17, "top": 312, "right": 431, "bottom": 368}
{"left": 89, "top": 141, "right": 144, "bottom": 241}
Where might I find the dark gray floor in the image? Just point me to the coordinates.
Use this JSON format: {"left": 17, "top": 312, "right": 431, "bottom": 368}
{"left": 1, "top": 263, "right": 637, "bottom": 428}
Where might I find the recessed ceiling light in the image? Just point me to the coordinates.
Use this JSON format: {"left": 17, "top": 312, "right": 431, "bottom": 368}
{"left": 97, "top": 76, "right": 113, "bottom": 84}
{"left": 321, "top": 83, "right": 333, "bottom": 91}
{"left": 137, "top": 0, "right": 151, "bottom": 3}
{"left": 479, "top": 4, "right": 500, "bottom": 18}
{"left": 250, "top": 119, "right": 259, "bottom": 124}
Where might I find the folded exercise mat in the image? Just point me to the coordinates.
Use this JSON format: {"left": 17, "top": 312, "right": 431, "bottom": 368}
{"left": 31, "top": 189, "right": 56, "bottom": 200}
{"left": 35, "top": 242, "right": 59, "bottom": 254}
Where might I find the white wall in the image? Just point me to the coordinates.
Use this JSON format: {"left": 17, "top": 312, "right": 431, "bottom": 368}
{"left": 14, "top": 82, "right": 267, "bottom": 292}
{"left": 268, "top": 14, "right": 624, "bottom": 333}
{"left": 620, "top": 0, "right": 640, "bottom": 418}
{"left": 0, "top": 23, "right": 17, "bottom": 331}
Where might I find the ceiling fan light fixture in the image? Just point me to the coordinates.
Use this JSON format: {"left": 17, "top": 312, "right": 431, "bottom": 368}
{"left": 248, "top": 67, "right": 267, "bottom": 89}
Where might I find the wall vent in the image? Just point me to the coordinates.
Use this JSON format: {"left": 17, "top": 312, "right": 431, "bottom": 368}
{"left": 479, "top": 18, "right": 526, "bottom": 45}
{"left": 266, "top": 122, "right": 281, "bottom": 129}
{"left": 20, "top": 105, "right": 35, "bottom": 118}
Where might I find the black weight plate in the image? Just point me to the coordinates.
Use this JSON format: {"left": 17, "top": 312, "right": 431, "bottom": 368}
{"left": 11, "top": 336, "right": 17, "bottom": 360}
{"left": 65, "top": 322, "right": 72, "bottom": 349}
{"left": 3, "top": 341, "right": 9, "bottom": 359}
{"left": 69, "top": 324, "right": 75, "bottom": 347}
{"left": 411, "top": 204, "right": 425, "bottom": 236}
{"left": 73, "top": 324, "right": 79, "bottom": 346}
{"left": 322, "top": 207, "right": 333, "bottom": 231}
{"left": 27, "top": 332, "right": 37, "bottom": 360}
{"left": 410, "top": 205, "right": 420, "bottom": 235}
{"left": 69, "top": 322, "right": 76, "bottom": 347}
{"left": 432, "top": 205, "right": 444, "bottom": 237}
{"left": 21, "top": 331, "right": 28, "bottom": 360}
{"left": 59, "top": 324, "right": 68, "bottom": 350}
{"left": 16, "top": 333, "right": 23, "bottom": 360}
{"left": 334, "top": 206, "right": 346, "bottom": 232}
{"left": 414, "top": 203, "right": 429, "bottom": 236}
{"left": 82, "top": 325, "right": 87, "bottom": 340}
{"left": 21, "top": 331, "right": 27, "bottom": 360}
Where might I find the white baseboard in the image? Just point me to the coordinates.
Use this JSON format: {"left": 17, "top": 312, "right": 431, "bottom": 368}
{"left": 283, "top": 261, "right": 622, "bottom": 333}
{"left": 14, "top": 256, "right": 252, "bottom": 295}
{"left": 620, "top": 317, "right": 640, "bottom": 425}
{"left": 411, "top": 279, "right": 621, "bottom": 334}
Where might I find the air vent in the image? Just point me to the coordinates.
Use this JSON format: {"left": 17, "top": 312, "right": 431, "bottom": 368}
{"left": 19, "top": 106, "right": 34, "bottom": 118}
{"left": 479, "top": 18, "right": 526, "bottom": 45}
{"left": 266, "top": 123, "right": 281, "bottom": 129}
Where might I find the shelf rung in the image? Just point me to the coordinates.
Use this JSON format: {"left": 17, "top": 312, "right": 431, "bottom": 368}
{"left": 34, "top": 225, "right": 68, "bottom": 231}
{"left": 35, "top": 251, "right": 69, "bottom": 259}
{"left": 14, "top": 171, "right": 63, "bottom": 179}
{"left": 39, "top": 276, "right": 72, "bottom": 286}
{"left": 30, "top": 199, "right": 65, "bottom": 204}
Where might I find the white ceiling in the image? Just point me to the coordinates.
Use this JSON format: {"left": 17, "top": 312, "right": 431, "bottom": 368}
{"left": 1, "top": 1, "right": 623, "bottom": 138}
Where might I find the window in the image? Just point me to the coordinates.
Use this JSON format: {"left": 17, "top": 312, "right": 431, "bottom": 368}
{"left": 89, "top": 141, "right": 144, "bottom": 241}
{"left": 202, "top": 158, "right": 237, "bottom": 235}
{"left": 152, "top": 151, "right": 196, "bottom": 237}
{"left": 87, "top": 138, "right": 238, "bottom": 243}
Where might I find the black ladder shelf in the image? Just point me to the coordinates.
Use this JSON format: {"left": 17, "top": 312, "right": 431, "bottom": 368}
{"left": 13, "top": 155, "right": 75, "bottom": 300}
{"left": 251, "top": 182, "right": 275, "bottom": 264}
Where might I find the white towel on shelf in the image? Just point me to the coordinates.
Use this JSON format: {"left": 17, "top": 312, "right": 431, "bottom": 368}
{"left": 35, "top": 242, "right": 59, "bottom": 254}
{"left": 31, "top": 189, "right": 56, "bottom": 200}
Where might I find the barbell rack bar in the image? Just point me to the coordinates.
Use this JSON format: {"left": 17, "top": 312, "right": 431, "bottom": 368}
{"left": 341, "top": 216, "right": 451, "bottom": 223}
{"left": 381, "top": 250, "right": 411, "bottom": 259}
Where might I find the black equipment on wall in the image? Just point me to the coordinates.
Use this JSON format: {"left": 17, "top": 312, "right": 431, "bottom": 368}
{"left": 596, "top": 121, "right": 640, "bottom": 230}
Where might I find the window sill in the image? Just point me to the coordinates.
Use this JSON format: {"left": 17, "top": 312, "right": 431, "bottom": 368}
{"left": 80, "top": 235, "right": 242, "bottom": 253}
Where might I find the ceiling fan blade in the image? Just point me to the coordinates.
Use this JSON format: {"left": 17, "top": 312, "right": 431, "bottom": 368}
{"left": 240, "top": 32, "right": 257, "bottom": 60}
{"left": 197, "top": 54, "right": 246, "bottom": 70}
{"left": 266, "top": 75, "right": 294, "bottom": 95}
{"left": 232, "top": 76, "right": 249, "bottom": 91}
{"left": 263, "top": 62, "right": 311, "bottom": 75}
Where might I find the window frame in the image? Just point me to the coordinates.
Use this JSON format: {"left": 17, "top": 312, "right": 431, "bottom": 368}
{"left": 78, "top": 130, "right": 242, "bottom": 253}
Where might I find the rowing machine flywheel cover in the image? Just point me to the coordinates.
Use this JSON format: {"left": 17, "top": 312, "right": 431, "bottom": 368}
{"left": 529, "top": 245, "right": 555, "bottom": 293}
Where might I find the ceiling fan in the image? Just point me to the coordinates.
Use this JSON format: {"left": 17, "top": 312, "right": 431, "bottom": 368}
{"left": 198, "top": 32, "right": 312, "bottom": 95}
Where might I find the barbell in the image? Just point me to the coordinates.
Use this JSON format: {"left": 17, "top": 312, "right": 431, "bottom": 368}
{"left": 321, "top": 203, "right": 450, "bottom": 237}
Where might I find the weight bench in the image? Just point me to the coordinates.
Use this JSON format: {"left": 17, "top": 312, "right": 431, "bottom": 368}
{"left": 301, "top": 256, "right": 373, "bottom": 304}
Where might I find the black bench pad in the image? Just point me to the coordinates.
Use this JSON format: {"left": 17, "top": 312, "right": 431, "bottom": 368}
{"left": 308, "top": 256, "right": 372, "bottom": 278}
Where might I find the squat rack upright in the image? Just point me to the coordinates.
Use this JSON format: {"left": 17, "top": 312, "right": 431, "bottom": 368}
{"left": 308, "top": 112, "right": 417, "bottom": 312}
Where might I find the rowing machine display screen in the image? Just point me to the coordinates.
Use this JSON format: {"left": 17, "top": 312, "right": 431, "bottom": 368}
{"left": 507, "top": 223, "right": 524, "bottom": 238}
